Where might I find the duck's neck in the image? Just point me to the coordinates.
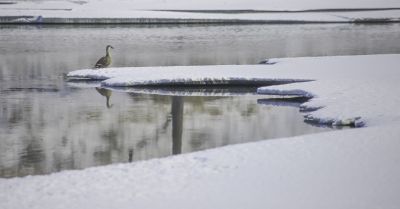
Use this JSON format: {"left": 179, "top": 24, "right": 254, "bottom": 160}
{"left": 106, "top": 47, "right": 111, "bottom": 56}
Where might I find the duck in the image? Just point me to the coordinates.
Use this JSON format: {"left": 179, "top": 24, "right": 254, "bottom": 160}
{"left": 94, "top": 45, "right": 114, "bottom": 68}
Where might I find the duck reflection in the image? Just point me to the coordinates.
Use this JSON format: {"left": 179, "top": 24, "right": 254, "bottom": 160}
{"left": 128, "top": 148, "right": 134, "bottom": 162}
{"left": 95, "top": 87, "right": 113, "bottom": 108}
{"left": 171, "top": 96, "right": 183, "bottom": 155}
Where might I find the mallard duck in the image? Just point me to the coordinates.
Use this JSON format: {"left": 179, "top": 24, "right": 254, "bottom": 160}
{"left": 94, "top": 45, "right": 114, "bottom": 68}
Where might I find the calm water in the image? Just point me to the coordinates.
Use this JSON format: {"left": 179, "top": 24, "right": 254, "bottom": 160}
{"left": 1, "top": 24, "right": 400, "bottom": 178}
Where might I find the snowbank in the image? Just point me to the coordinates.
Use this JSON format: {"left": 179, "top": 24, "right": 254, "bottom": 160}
{"left": 3, "top": 0, "right": 400, "bottom": 11}
{"left": 67, "top": 54, "right": 400, "bottom": 127}
{"left": 257, "top": 55, "right": 400, "bottom": 127}
{"left": 1, "top": 0, "right": 400, "bottom": 23}
{"left": 67, "top": 65, "right": 312, "bottom": 86}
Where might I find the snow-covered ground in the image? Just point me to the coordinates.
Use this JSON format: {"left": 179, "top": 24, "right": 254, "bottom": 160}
{"left": 1, "top": 0, "right": 400, "bottom": 23}
{"left": 1, "top": 54, "right": 399, "bottom": 209}
{"left": 6, "top": 0, "right": 400, "bottom": 11}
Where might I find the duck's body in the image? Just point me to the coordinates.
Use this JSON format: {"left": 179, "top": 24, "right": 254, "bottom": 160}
{"left": 94, "top": 45, "right": 114, "bottom": 69}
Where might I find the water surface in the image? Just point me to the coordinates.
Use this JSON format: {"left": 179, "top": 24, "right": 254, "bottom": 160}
{"left": 1, "top": 24, "right": 400, "bottom": 178}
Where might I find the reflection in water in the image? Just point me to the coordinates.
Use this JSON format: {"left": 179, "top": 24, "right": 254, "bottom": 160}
{"left": 172, "top": 97, "right": 184, "bottom": 155}
{"left": 257, "top": 97, "right": 311, "bottom": 108}
{"left": 128, "top": 149, "right": 133, "bottom": 163}
{"left": 0, "top": 88, "right": 326, "bottom": 177}
{"left": 108, "top": 86, "right": 260, "bottom": 97}
{"left": 95, "top": 87, "right": 113, "bottom": 108}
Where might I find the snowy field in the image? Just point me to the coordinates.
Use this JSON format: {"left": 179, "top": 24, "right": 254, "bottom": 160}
{"left": 1, "top": 54, "right": 399, "bottom": 209}
{"left": 1, "top": 0, "right": 400, "bottom": 23}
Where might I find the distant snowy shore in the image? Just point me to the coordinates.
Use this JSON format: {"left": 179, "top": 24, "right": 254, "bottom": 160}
{"left": 1, "top": 0, "right": 400, "bottom": 23}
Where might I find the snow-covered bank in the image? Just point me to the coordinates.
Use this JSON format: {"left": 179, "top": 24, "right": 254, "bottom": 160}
{"left": 256, "top": 55, "right": 400, "bottom": 127}
{"left": 1, "top": 123, "right": 400, "bottom": 209}
{"left": 1, "top": 0, "right": 400, "bottom": 23}
{"left": 67, "top": 64, "right": 312, "bottom": 86}
{"left": 67, "top": 54, "right": 400, "bottom": 127}
{"left": 2, "top": 10, "right": 400, "bottom": 24}
{"left": 5, "top": 0, "right": 400, "bottom": 11}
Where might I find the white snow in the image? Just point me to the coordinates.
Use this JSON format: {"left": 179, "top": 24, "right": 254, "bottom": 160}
{"left": 78, "top": 0, "right": 400, "bottom": 11}
{"left": 3, "top": 0, "right": 400, "bottom": 11}
{"left": 257, "top": 54, "right": 400, "bottom": 127}
{"left": 67, "top": 65, "right": 311, "bottom": 86}
{"left": 1, "top": 0, "right": 400, "bottom": 23}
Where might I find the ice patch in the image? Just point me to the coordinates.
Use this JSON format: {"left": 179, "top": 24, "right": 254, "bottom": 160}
{"left": 256, "top": 54, "right": 400, "bottom": 127}
{"left": 256, "top": 88, "right": 314, "bottom": 98}
{"left": 304, "top": 115, "right": 365, "bottom": 127}
{"left": 67, "top": 65, "right": 312, "bottom": 87}
{"left": 67, "top": 54, "right": 400, "bottom": 127}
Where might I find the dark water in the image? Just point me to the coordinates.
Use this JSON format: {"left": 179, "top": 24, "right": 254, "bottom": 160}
{"left": 1, "top": 24, "right": 400, "bottom": 178}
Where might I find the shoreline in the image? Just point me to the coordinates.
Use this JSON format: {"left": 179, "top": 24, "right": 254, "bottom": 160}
{"left": 1, "top": 15, "right": 399, "bottom": 24}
